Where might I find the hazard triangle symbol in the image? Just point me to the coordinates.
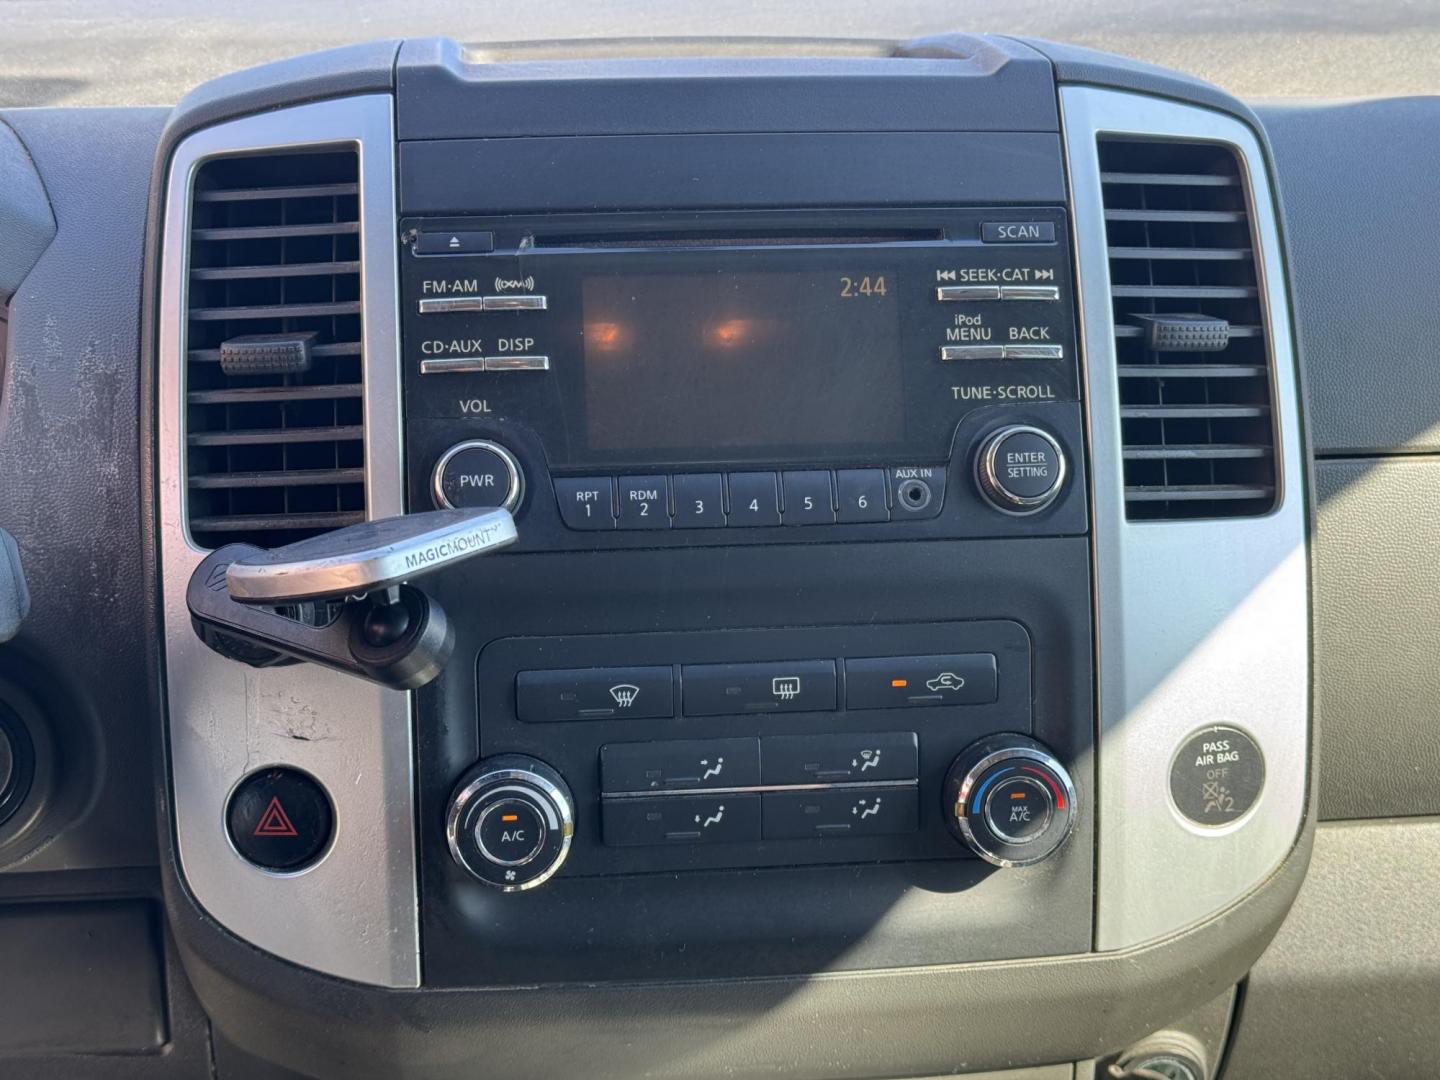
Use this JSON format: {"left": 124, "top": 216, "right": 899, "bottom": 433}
{"left": 253, "top": 795, "right": 299, "bottom": 837}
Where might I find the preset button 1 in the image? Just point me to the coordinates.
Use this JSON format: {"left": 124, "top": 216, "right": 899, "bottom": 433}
{"left": 553, "top": 476, "right": 616, "bottom": 530}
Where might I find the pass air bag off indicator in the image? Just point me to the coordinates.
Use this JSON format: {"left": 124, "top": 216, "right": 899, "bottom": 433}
{"left": 1169, "top": 725, "right": 1265, "bottom": 827}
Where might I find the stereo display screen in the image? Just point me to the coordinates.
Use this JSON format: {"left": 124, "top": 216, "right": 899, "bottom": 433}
{"left": 581, "top": 270, "right": 904, "bottom": 456}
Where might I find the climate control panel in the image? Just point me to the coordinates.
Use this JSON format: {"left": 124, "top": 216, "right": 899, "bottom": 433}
{"left": 441, "top": 619, "right": 1077, "bottom": 885}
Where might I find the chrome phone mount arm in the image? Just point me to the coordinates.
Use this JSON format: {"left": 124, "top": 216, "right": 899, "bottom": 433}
{"left": 186, "top": 508, "right": 516, "bottom": 690}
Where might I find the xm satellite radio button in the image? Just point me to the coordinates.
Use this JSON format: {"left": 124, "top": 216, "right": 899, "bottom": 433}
{"left": 414, "top": 229, "right": 494, "bottom": 255}
{"left": 601, "top": 737, "right": 760, "bottom": 794}
{"left": 682, "top": 660, "right": 837, "bottom": 717}
{"left": 1000, "top": 284, "right": 1061, "bottom": 302}
{"left": 725, "top": 472, "right": 781, "bottom": 527}
{"left": 936, "top": 285, "right": 1001, "bottom": 302}
{"left": 835, "top": 469, "right": 889, "bottom": 523}
{"left": 763, "top": 786, "right": 919, "bottom": 840}
{"left": 672, "top": 474, "right": 726, "bottom": 528}
{"left": 845, "top": 653, "right": 998, "bottom": 709}
{"left": 781, "top": 471, "right": 835, "bottom": 526}
{"left": 431, "top": 440, "right": 524, "bottom": 512}
{"left": 226, "top": 767, "right": 334, "bottom": 872}
{"left": 941, "top": 344, "right": 1005, "bottom": 362}
{"left": 617, "top": 475, "right": 670, "bottom": 529}
{"left": 602, "top": 793, "right": 760, "bottom": 847}
{"left": 981, "top": 221, "right": 1056, "bottom": 244}
{"left": 482, "top": 294, "right": 548, "bottom": 311}
{"left": 889, "top": 466, "right": 945, "bottom": 520}
{"left": 553, "top": 476, "right": 616, "bottom": 530}
{"left": 475, "top": 798, "right": 547, "bottom": 866}
{"left": 760, "top": 731, "right": 918, "bottom": 785}
{"left": 976, "top": 425, "right": 1067, "bottom": 514}
{"left": 516, "top": 666, "right": 674, "bottom": 723}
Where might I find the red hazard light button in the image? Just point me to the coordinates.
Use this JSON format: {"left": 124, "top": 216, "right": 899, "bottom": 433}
{"left": 226, "top": 767, "right": 334, "bottom": 871}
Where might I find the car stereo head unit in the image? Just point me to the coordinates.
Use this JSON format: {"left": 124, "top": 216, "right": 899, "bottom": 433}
{"left": 398, "top": 207, "right": 1085, "bottom": 548}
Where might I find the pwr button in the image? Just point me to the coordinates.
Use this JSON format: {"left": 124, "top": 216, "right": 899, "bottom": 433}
{"left": 226, "top": 767, "right": 334, "bottom": 871}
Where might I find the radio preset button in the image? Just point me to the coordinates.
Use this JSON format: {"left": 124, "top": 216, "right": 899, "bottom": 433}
{"left": 617, "top": 475, "right": 670, "bottom": 529}
{"left": 683, "top": 660, "right": 837, "bottom": 717}
{"left": 835, "top": 469, "right": 889, "bottom": 523}
{"left": 781, "top": 471, "right": 835, "bottom": 526}
{"left": 981, "top": 221, "right": 1056, "bottom": 244}
{"left": 760, "top": 731, "right": 918, "bottom": 785}
{"left": 601, "top": 737, "right": 760, "bottom": 794}
{"left": 431, "top": 440, "right": 523, "bottom": 511}
{"left": 602, "top": 793, "right": 761, "bottom": 847}
{"left": 762, "top": 786, "right": 919, "bottom": 840}
{"left": 553, "top": 476, "right": 616, "bottom": 530}
{"left": 672, "top": 473, "right": 726, "bottom": 528}
{"left": 726, "top": 472, "right": 781, "bottom": 527}
{"left": 517, "top": 666, "right": 674, "bottom": 722}
{"left": 846, "top": 654, "right": 998, "bottom": 709}
{"left": 936, "top": 285, "right": 1001, "bottom": 302}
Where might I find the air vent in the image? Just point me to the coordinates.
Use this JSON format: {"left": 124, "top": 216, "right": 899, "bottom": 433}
{"left": 184, "top": 149, "right": 366, "bottom": 548}
{"left": 1100, "top": 138, "right": 1277, "bottom": 520}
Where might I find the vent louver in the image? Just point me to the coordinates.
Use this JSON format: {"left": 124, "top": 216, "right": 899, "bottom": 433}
{"left": 1100, "top": 138, "right": 1277, "bottom": 520}
{"left": 184, "top": 149, "right": 366, "bottom": 548}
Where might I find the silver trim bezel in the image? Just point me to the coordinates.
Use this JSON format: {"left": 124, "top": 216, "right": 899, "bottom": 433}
{"left": 953, "top": 746, "right": 1078, "bottom": 868}
{"left": 157, "top": 95, "right": 420, "bottom": 986}
{"left": 1060, "top": 87, "right": 1310, "bottom": 949}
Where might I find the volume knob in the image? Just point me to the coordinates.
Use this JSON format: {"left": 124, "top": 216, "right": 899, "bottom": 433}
{"left": 446, "top": 755, "right": 574, "bottom": 891}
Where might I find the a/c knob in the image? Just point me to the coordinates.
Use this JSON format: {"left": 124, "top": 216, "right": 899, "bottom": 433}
{"left": 446, "top": 755, "right": 573, "bottom": 892}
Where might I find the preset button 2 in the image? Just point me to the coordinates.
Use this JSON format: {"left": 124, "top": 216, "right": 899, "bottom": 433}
{"left": 617, "top": 475, "right": 670, "bottom": 529}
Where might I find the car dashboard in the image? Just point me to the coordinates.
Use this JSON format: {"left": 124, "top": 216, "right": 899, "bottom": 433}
{"left": 0, "top": 28, "right": 1426, "bottom": 1080}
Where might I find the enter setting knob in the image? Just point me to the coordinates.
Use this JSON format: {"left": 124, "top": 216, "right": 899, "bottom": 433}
{"left": 975, "top": 425, "right": 1067, "bottom": 514}
{"left": 446, "top": 755, "right": 574, "bottom": 891}
{"left": 944, "top": 734, "right": 1077, "bottom": 867}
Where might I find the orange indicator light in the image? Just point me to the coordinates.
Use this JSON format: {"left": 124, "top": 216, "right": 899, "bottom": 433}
{"left": 891, "top": 679, "right": 908, "bottom": 688}
{"left": 500, "top": 814, "right": 519, "bottom": 823}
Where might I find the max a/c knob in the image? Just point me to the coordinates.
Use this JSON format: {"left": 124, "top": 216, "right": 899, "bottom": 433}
{"left": 447, "top": 755, "right": 574, "bottom": 891}
{"left": 974, "top": 425, "right": 1067, "bottom": 514}
{"left": 944, "top": 734, "right": 1077, "bottom": 867}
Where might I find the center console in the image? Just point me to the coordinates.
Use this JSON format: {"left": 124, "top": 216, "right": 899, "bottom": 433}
{"left": 149, "top": 32, "right": 1310, "bottom": 1078}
